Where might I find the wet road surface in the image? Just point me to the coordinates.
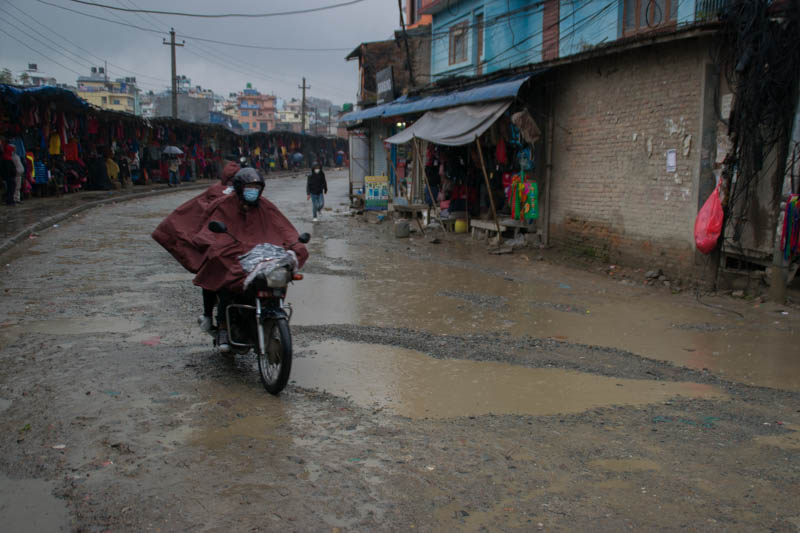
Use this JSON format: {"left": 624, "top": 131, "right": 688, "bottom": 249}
{"left": 0, "top": 170, "right": 798, "bottom": 531}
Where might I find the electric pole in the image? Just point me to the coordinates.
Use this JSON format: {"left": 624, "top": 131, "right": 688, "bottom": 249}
{"left": 163, "top": 28, "right": 185, "bottom": 119}
{"left": 328, "top": 106, "right": 332, "bottom": 137}
{"left": 298, "top": 77, "right": 310, "bottom": 134}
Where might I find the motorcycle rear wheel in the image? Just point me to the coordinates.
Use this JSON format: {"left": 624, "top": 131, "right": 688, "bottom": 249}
{"left": 258, "top": 318, "right": 292, "bottom": 395}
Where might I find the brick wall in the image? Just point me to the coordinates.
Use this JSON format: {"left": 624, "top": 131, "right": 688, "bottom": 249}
{"left": 547, "top": 38, "right": 710, "bottom": 277}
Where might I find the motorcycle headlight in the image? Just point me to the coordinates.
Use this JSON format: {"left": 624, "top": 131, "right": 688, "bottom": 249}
{"left": 266, "top": 268, "right": 291, "bottom": 288}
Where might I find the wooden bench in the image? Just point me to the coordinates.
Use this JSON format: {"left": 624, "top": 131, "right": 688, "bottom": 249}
{"left": 393, "top": 203, "right": 429, "bottom": 235}
{"left": 471, "top": 217, "right": 542, "bottom": 243}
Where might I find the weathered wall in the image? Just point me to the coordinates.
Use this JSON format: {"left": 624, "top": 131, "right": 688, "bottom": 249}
{"left": 547, "top": 37, "right": 711, "bottom": 277}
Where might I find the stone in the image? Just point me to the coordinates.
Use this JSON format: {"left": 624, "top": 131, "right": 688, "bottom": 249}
{"left": 645, "top": 269, "right": 662, "bottom": 279}
{"left": 731, "top": 290, "right": 745, "bottom": 298}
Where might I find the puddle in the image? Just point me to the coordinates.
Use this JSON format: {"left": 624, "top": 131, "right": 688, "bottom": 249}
{"left": 0, "top": 474, "right": 70, "bottom": 532}
{"left": 286, "top": 273, "right": 360, "bottom": 325}
{"left": 26, "top": 317, "right": 143, "bottom": 335}
{"left": 294, "top": 246, "right": 800, "bottom": 391}
{"left": 588, "top": 458, "right": 662, "bottom": 472}
{"left": 293, "top": 341, "right": 727, "bottom": 419}
{"left": 755, "top": 425, "right": 800, "bottom": 450}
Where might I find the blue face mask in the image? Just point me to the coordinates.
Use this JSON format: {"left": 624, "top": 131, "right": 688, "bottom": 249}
{"left": 243, "top": 188, "right": 260, "bottom": 203}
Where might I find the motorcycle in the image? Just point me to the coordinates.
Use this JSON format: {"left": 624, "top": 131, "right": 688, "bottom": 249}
{"left": 208, "top": 220, "right": 310, "bottom": 395}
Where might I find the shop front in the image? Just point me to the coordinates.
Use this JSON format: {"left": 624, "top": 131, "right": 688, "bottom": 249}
{"left": 342, "top": 73, "right": 548, "bottom": 243}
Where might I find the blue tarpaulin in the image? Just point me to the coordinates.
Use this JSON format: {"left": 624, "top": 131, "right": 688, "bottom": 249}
{"left": 341, "top": 73, "right": 537, "bottom": 123}
{"left": 0, "top": 84, "right": 89, "bottom": 110}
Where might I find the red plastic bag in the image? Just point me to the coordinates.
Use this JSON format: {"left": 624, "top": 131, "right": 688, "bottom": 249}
{"left": 694, "top": 183, "right": 724, "bottom": 254}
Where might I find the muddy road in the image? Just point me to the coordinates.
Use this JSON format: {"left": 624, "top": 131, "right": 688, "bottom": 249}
{"left": 0, "top": 170, "right": 798, "bottom": 532}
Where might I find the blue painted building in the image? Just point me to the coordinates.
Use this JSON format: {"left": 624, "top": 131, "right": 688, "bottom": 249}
{"left": 425, "top": 0, "right": 725, "bottom": 81}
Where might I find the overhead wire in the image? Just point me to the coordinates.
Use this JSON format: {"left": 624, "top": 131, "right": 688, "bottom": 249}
{"left": 0, "top": 26, "right": 85, "bottom": 77}
{"left": 35, "top": 0, "right": 352, "bottom": 52}
{"left": 110, "top": 0, "right": 353, "bottom": 99}
{"left": 67, "top": 0, "right": 370, "bottom": 19}
{"left": 2, "top": 2, "right": 169, "bottom": 85}
{"left": 432, "top": 0, "right": 617, "bottom": 79}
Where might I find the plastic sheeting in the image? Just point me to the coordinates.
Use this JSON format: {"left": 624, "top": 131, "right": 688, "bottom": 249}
{"left": 384, "top": 100, "right": 511, "bottom": 146}
{"left": 239, "top": 244, "right": 299, "bottom": 290}
{"left": 340, "top": 74, "right": 533, "bottom": 123}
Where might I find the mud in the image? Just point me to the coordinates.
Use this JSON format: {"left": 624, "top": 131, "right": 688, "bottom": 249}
{"left": 0, "top": 170, "right": 798, "bottom": 532}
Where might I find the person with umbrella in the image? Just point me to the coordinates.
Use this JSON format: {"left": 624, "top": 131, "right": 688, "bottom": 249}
{"left": 163, "top": 146, "right": 183, "bottom": 187}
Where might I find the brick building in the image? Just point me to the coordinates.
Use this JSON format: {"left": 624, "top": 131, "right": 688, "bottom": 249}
{"left": 344, "top": 0, "right": 800, "bottom": 289}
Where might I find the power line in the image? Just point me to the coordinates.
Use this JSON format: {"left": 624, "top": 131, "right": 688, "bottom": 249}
{"left": 0, "top": 17, "right": 95, "bottom": 73}
{"left": 35, "top": 0, "right": 164, "bottom": 33}
{"left": 2, "top": 3, "right": 169, "bottom": 84}
{"left": 0, "top": 27, "right": 84, "bottom": 77}
{"left": 105, "top": 0, "right": 354, "bottom": 99}
{"left": 35, "top": 0, "right": 353, "bottom": 52}
{"left": 67, "top": 0, "right": 369, "bottom": 18}
{"left": 176, "top": 34, "right": 351, "bottom": 53}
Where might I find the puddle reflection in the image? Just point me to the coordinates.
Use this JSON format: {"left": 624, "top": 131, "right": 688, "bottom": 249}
{"left": 293, "top": 341, "right": 727, "bottom": 419}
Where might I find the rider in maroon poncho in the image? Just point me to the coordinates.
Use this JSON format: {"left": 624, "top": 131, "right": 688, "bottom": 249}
{"left": 152, "top": 167, "right": 308, "bottom": 349}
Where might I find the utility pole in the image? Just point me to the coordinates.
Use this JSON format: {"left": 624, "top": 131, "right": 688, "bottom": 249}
{"left": 162, "top": 28, "right": 185, "bottom": 119}
{"left": 328, "top": 106, "right": 332, "bottom": 137}
{"left": 298, "top": 77, "right": 310, "bottom": 134}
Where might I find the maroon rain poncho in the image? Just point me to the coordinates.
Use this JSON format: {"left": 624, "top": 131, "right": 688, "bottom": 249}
{"left": 152, "top": 171, "right": 308, "bottom": 292}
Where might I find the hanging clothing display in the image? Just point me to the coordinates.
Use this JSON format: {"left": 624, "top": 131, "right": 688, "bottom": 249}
{"left": 508, "top": 175, "right": 538, "bottom": 222}
{"left": 781, "top": 194, "right": 799, "bottom": 261}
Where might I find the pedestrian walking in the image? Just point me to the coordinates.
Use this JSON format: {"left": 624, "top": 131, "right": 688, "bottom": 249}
{"left": 1, "top": 144, "right": 17, "bottom": 206}
{"left": 11, "top": 146, "right": 24, "bottom": 204}
{"left": 306, "top": 162, "right": 327, "bottom": 222}
{"left": 168, "top": 156, "right": 180, "bottom": 187}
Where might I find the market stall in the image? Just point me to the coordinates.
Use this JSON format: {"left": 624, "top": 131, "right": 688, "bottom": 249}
{"left": 384, "top": 99, "right": 544, "bottom": 244}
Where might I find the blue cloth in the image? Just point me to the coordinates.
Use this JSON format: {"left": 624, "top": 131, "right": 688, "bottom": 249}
{"left": 311, "top": 193, "right": 324, "bottom": 218}
{"left": 34, "top": 161, "right": 48, "bottom": 184}
{"left": 12, "top": 138, "right": 25, "bottom": 160}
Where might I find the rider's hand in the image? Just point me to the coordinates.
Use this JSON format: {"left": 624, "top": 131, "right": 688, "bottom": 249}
{"left": 307, "top": 195, "right": 310, "bottom": 201}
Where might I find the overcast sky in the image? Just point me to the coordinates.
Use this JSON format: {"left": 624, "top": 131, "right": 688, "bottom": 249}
{"left": 0, "top": 0, "right": 400, "bottom": 105}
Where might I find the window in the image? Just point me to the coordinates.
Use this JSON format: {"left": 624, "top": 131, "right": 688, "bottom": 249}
{"left": 449, "top": 21, "right": 468, "bottom": 65}
{"left": 101, "top": 96, "right": 107, "bottom": 104}
{"left": 623, "top": 0, "right": 678, "bottom": 34}
{"left": 113, "top": 99, "right": 120, "bottom": 105}
{"left": 241, "top": 110, "right": 249, "bottom": 117}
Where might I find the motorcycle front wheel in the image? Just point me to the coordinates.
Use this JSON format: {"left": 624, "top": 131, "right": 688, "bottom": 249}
{"left": 258, "top": 318, "right": 292, "bottom": 395}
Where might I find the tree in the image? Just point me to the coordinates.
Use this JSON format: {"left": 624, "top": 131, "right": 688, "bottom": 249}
{"left": 0, "top": 68, "right": 13, "bottom": 84}
{"left": 19, "top": 72, "right": 29, "bottom": 85}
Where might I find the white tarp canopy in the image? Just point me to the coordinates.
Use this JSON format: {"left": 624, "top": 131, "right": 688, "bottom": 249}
{"left": 384, "top": 100, "right": 512, "bottom": 146}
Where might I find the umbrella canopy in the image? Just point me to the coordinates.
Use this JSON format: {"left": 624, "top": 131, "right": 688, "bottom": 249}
{"left": 162, "top": 146, "right": 184, "bottom": 155}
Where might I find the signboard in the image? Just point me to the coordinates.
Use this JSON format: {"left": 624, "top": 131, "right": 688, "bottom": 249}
{"left": 364, "top": 175, "right": 389, "bottom": 210}
{"left": 376, "top": 67, "right": 394, "bottom": 104}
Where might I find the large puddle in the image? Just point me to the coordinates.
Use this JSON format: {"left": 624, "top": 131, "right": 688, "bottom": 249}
{"left": 292, "top": 341, "right": 726, "bottom": 419}
{"left": 290, "top": 239, "right": 800, "bottom": 391}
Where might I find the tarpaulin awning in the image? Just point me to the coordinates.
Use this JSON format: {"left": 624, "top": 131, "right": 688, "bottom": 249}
{"left": 340, "top": 73, "right": 535, "bottom": 123}
{"left": 384, "top": 100, "right": 511, "bottom": 146}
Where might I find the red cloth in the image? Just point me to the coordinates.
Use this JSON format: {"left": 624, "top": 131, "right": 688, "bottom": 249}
{"left": 63, "top": 140, "right": 79, "bottom": 161}
{"left": 152, "top": 185, "right": 307, "bottom": 292}
{"left": 495, "top": 137, "right": 507, "bottom": 165}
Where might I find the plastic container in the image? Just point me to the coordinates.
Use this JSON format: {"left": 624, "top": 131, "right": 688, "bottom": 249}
{"left": 454, "top": 219, "right": 468, "bottom": 233}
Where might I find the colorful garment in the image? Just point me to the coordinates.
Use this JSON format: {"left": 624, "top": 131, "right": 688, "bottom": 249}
{"left": 781, "top": 194, "right": 800, "bottom": 261}
{"left": 508, "top": 175, "right": 538, "bottom": 222}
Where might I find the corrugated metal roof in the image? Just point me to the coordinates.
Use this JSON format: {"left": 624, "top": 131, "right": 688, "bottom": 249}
{"left": 340, "top": 73, "right": 537, "bottom": 123}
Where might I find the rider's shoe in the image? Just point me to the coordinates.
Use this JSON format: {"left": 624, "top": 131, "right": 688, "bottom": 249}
{"left": 198, "top": 315, "right": 212, "bottom": 333}
{"left": 217, "top": 329, "right": 230, "bottom": 352}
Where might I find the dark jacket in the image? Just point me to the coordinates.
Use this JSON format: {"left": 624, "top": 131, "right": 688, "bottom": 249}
{"left": 306, "top": 170, "right": 327, "bottom": 195}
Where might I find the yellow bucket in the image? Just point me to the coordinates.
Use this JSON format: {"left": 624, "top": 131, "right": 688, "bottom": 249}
{"left": 454, "top": 219, "right": 468, "bottom": 233}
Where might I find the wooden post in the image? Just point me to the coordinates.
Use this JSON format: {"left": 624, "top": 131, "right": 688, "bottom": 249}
{"left": 475, "top": 137, "right": 503, "bottom": 240}
{"left": 413, "top": 138, "right": 446, "bottom": 232}
{"left": 544, "top": 113, "right": 553, "bottom": 247}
